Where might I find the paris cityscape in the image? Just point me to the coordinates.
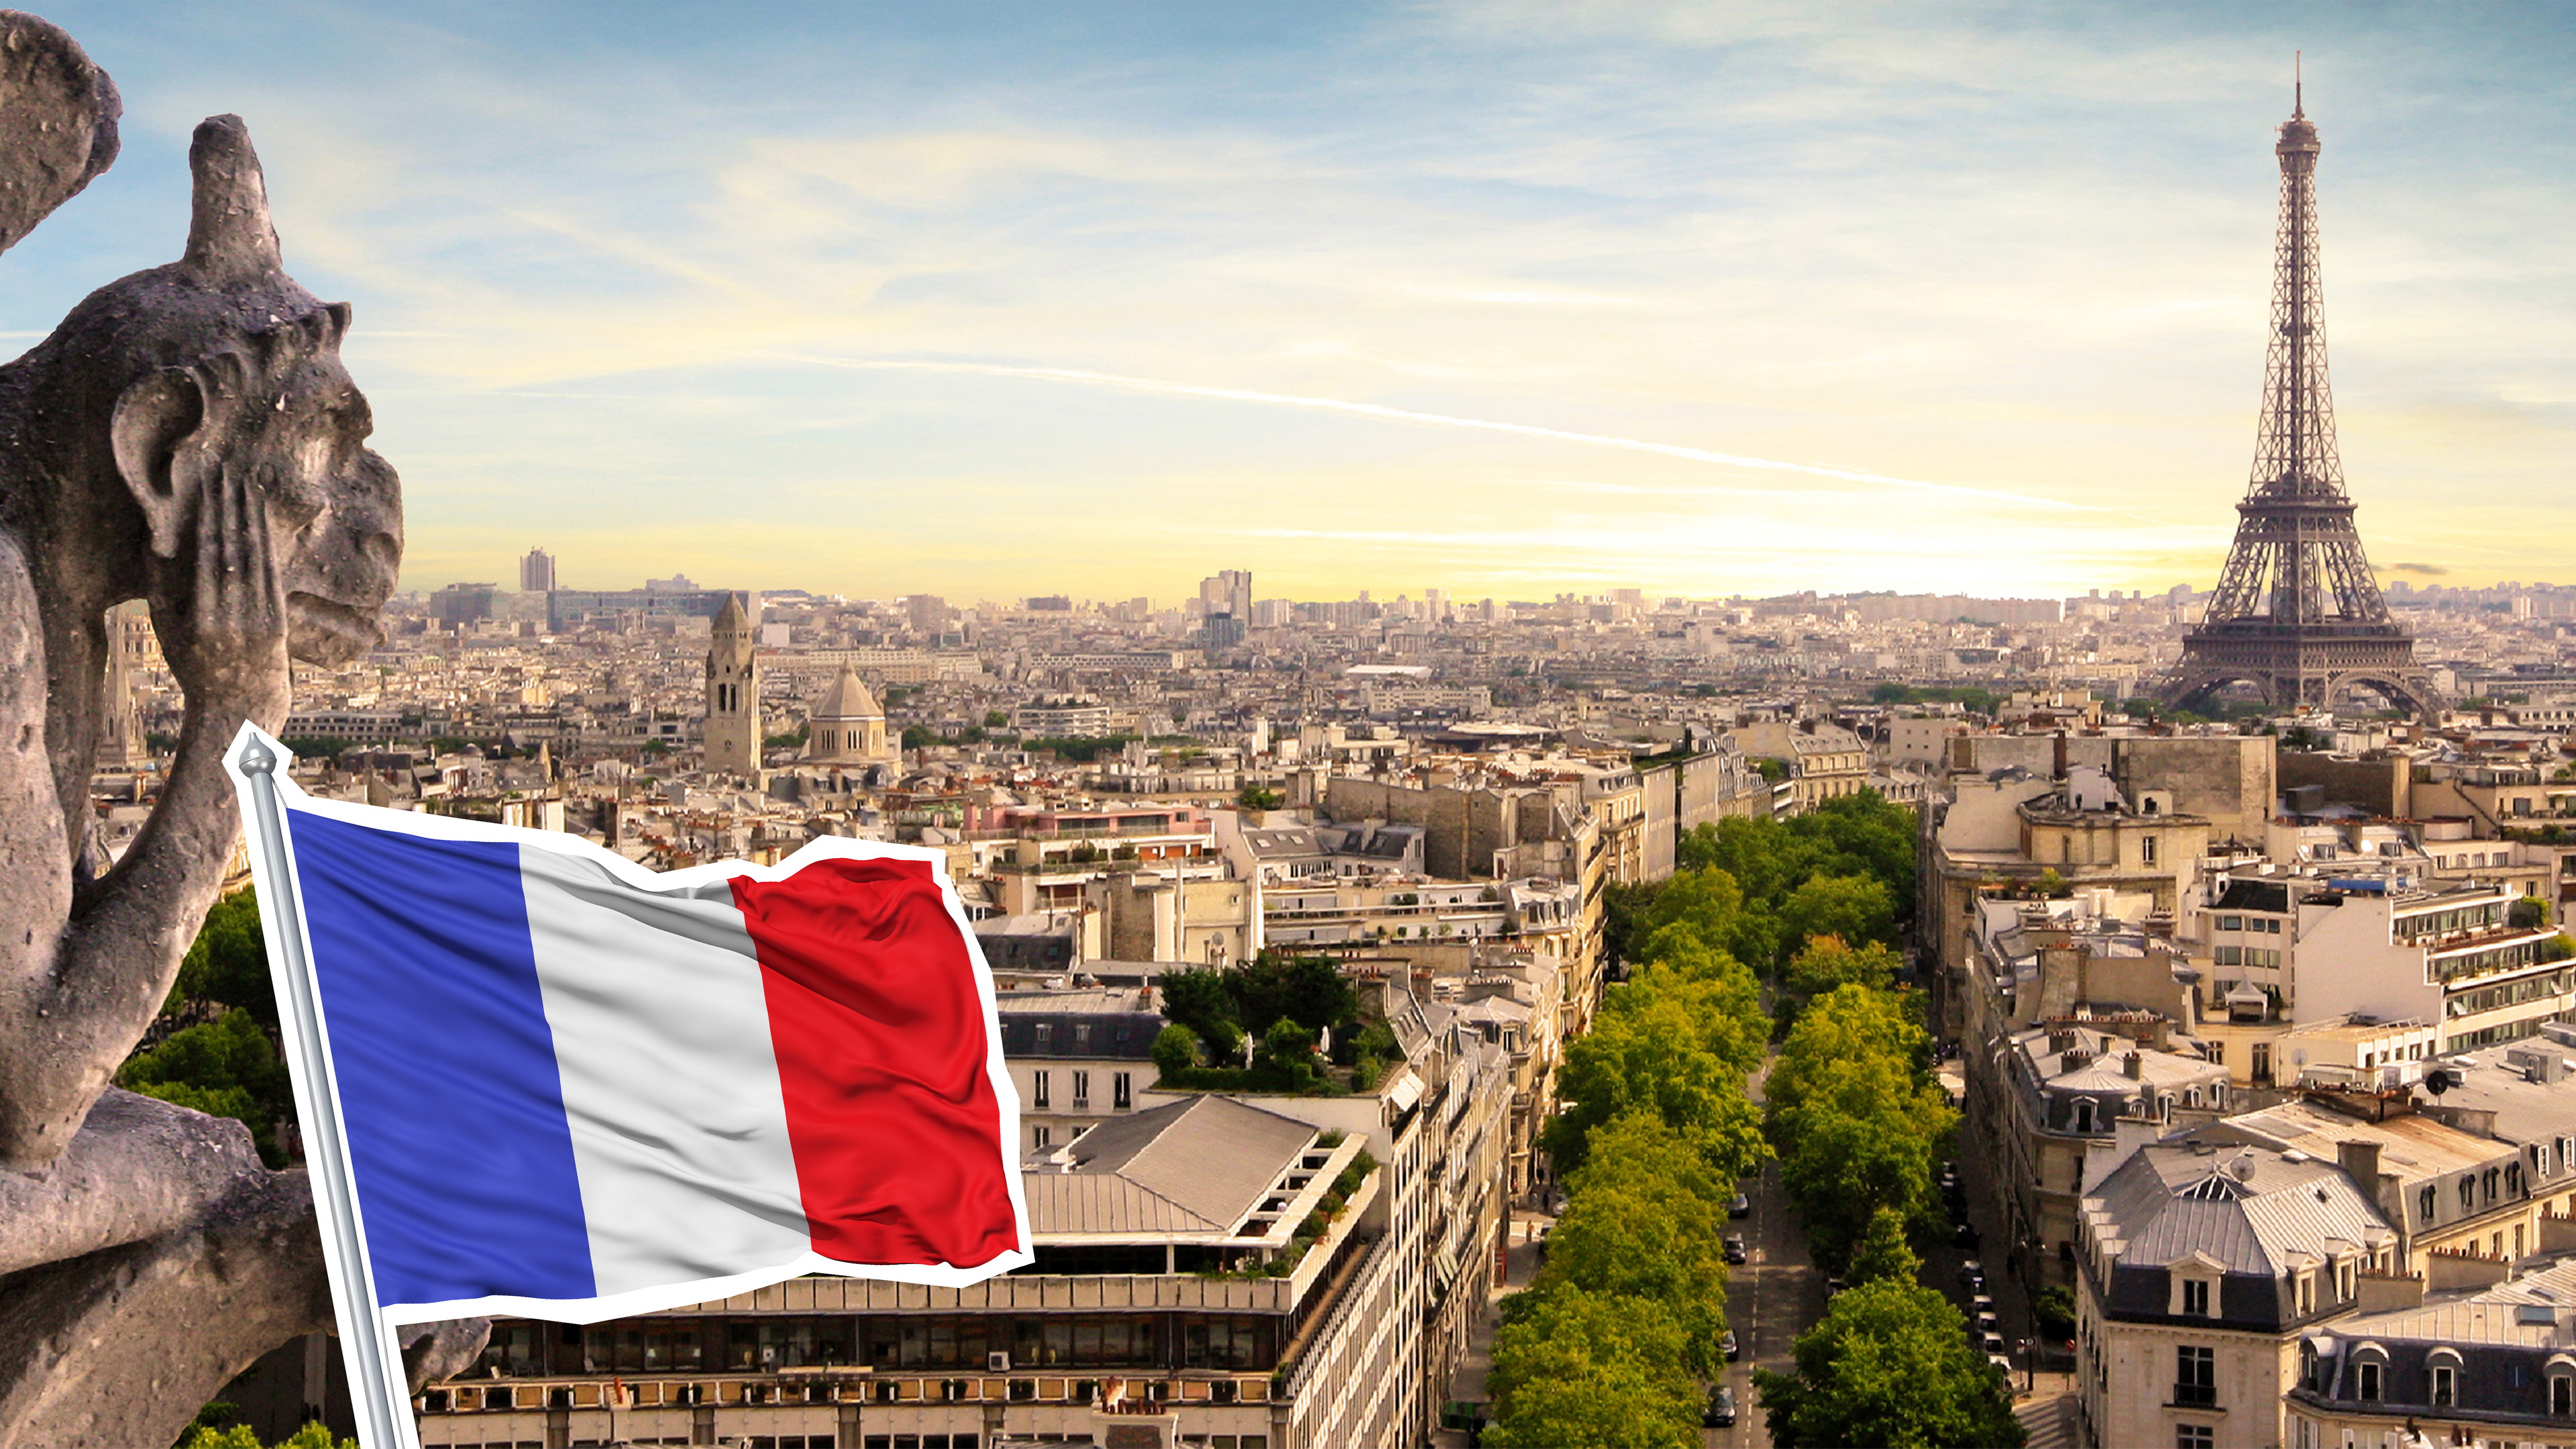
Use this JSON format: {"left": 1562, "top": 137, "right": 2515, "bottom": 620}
{"left": 15, "top": 5, "right": 2576, "bottom": 1449}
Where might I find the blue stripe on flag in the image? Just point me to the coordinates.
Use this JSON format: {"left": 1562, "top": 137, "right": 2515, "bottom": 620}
{"left": 288, "top": 810, "right": 597, "bottom": 1305}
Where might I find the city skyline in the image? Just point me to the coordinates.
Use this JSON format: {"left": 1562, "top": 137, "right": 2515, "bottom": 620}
{"left": 7, "top": 3, "right": 2573, "bottom": 601}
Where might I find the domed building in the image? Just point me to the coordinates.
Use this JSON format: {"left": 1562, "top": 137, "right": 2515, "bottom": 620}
{"left": 807, "top": 664, "right": 896, "bottom": 767}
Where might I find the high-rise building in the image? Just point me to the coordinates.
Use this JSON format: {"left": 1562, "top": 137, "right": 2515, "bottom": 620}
{"left": 1199, "top": 569, "right": 1252, "bottom": 625}
{"left": 2159, "top": 89, "right": 2440, "bottom": 717}
{"left": 519, "top": 547, "right": 556, "bottom": 593}
{"left": 906, "top": 593, "right": 948, "bottom": 635}
{"left": 701, "top": 593, "right": 761, "bottom": 777}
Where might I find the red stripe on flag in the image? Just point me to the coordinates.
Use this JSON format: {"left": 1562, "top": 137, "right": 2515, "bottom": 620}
{"left": 729, "top": 857, "right": 1019, "bottom": 1270}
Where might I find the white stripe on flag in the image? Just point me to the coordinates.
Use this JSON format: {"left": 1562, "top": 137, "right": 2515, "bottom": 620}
{"left": 517, "top": 846, "right": 812, "bottom": 1295}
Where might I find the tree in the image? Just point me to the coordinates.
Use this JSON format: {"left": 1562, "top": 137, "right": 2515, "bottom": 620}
{"left": 1847, "top": 1205, "right": 1921, "bottom": 1285}
{"left": 1235, "top": 784, "right": 1283, "bottom": 810}
{"left": 1753, "top": 1280, "right": 2024, "bottom": 1449}
{"left": 119, "top": 1010, "right": 294, "bottom": 1167}
{"left": 1778, "top": 873, "right": 1897, "bottom": 955}
{"left": 1784, "top": 934, "right": 1902, "bottom": 1004}
{"left": 1543, "top": 989, "right": 1771, "bottom": 1183}
{"left": 1486, "top": 1286, "right": 1703, "bottom": 1449}
{"left": 169, "top": 888, "right": 275, "bottom": 1026}
{"left": 1150, "top": 1024, "right": 1201, "bottom": 1081}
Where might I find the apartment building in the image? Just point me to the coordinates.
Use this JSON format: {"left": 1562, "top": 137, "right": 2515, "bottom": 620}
{"left": 2286, "top": 1255, "right": 2576, "bottom": 1449}
{"left": 996, "top": 985, "right": 1164, "bottom": 1153}
{"left": 2077, "top": 1141, "right": 2399, "bottom": 1449}
{"left": 2196, "top": 871, "right": 2569, "bottom": 1053}
{"left": 417, "top": 1097, "right": 1401, "bottom": 1449}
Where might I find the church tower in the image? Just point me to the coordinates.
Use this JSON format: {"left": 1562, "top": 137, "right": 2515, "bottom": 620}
{"left": 703, "top": 593, "right": 761, "bottom": 776}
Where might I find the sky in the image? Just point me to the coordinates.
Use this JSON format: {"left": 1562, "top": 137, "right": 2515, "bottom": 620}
{"left": 7, "top": 2, "right": 2574, "bottom": 606}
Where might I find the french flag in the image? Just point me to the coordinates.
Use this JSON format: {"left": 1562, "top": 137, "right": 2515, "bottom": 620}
{"left": 229, "top": 732, "right": 1030, "bottom": 1328}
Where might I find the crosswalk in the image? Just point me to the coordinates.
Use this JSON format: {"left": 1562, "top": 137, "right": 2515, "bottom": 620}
{"left": 2016, "top": 1391, "right": 2079, "bottom": 1449}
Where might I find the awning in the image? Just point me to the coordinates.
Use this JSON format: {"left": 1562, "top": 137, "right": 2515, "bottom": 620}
{"left": 1386, "top": 1071, "right": 1424, "bottom": 1112}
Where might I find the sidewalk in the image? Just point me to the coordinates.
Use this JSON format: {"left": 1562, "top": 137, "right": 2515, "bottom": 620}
{"left": 1428, "top": 1205, "right": 1550, "bottom": 1449}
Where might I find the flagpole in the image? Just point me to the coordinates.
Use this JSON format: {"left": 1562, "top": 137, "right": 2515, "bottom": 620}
{"left": 235, "top": 732, "right": 413, "bottom": 1449}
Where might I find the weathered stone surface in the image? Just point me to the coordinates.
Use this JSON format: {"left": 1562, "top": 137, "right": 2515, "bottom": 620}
{"left": 0, "top": 11, "right": 118, "bottom": 255}
{"left": 0, "top": 1087, "right": 278, "bottom": 1279}
{"left": 0, "top": 1163, "right": 328, "bottom": 1448}
{"left": 0, "top": 14, "right": 453, "bottom": 1438}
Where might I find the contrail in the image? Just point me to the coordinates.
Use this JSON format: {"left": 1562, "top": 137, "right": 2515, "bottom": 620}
{"left": 745, "top": 350, "right": 2102, "bottom": 513}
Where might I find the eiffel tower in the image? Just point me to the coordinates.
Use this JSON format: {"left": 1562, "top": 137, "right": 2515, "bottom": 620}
{"left": 2159, "top": 82, "right": 2441, "bottom": 718}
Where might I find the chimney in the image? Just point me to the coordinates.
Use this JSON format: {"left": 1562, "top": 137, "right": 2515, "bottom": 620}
{"left": 2061, "top": 1050, "right": 2093, "bottom": 1074}
{"left": 2054, "top": 731, "right": 2070, "bottom": 782}
{"left": 2124, "top": 1052, "right": 2144, "bottom": 1080}
{"left": 2337, "top": 1139, "right": 2383, "bottom": 1197}
{"left": 2049, "top": 1027, "right": 2076, "bottom": 1054}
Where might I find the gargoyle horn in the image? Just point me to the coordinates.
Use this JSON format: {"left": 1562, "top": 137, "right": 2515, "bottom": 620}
{"left": 182, "top": 113, "right": 283, "bottom": 284}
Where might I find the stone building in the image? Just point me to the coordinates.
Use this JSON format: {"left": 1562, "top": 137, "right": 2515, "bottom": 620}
{"left": 808, "top": 664, "right": 894, "bottom": 769}
{"left": 2076, "top": 1140, "right": 2398, "bottom": 1449}
{"left": 702, "top": 592, "right": 761, "bottom": 777}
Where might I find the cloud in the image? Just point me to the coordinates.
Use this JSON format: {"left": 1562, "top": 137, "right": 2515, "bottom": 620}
{"left": 2383, "top": 561, "right": 2450, "bottom": 576}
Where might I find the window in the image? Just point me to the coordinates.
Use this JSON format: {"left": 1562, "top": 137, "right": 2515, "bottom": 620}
{"left": 1074, "top": 1024, "right": 1091, "bottom": 1047}
{"left": 2176, "top": 1345, "right": 2216, "bottom": 1406}
{"left": 2357, "top": 1360, "right": 2381, "bottom": 1401}
{"left": 2218, "top": 915, "right": 2243, "bottom": 931}
{"left": 1071, "top": 1071, "right": 1090, "bottom": 1109}
{"left": 2216, "top": 946, "right": 2243, "bottom": 967}
{"left": 2432, "top": 1363, "right": 2456, "bottom": 1407}
{"left": 2553, "top": 1374, "right": 2572, "bottom": 1415}
{"left": 2510, "top": 1163, "right": 2526, "bottom": 1195}
{"left": 1034, "top": 1023, "right": 1053, "bottom": 1046}
{"left": 1032, "top": 1071, "right": 1051, "bottom": 1109}
{"left": 2178, "top": 1427, "right": 2214, "bottom": 1449}
{"left": 2182, "top": 1279, "right": 2211, "bottom": 1316}
{"left": 1032, "top": 1124, "right": 1050, "bottom": 1148}
{"left": 2421, "top": 1185, "right": 2439, "bottom": 1223}
{"left": 2462, "top": 1176, "right": 2477, "bottom": 1212}
{"left": 1113, "top": 1071, "right": 1132, "bottom": 1110}
{"left": 2142, "top": 835, "right": 2159, "bottom": 866}
{"left": 2296, "top": 1271, "right": 2314, "bottom": 1316}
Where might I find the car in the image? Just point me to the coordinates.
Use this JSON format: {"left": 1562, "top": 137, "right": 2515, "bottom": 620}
{"left": 1729, "top": 1192, "right": 1752, "bottom": 1219}
{"left": 1720, "top": 1329, "right": 1740, "bottom": 1361}
{"left": 1703, "top": 1385, "right": 1737, "bottom": 1428}
{"left": 1970, "top": 1293, "right": 1996, "bottom": 1316}
{"left": 1988, "top": 1352, "right": 2015, "bottom": 1377}
{"left": 1980, "top": 1332, "right": 2008, "bottom": 1356}
{"left": 1952, "top": 1220, "right": 1980, "bottom": 1249}
{"left": 1723, "top": 1234, "right": 1748, "bottom": 1265}
{"left": 1958, "top": 1258, "right": 1985, "bottom": 1283}
{"left": 1825, "top": 1276, "right": 1847, "bottom": 1300}
{"left": 1938, "top": 1161, "right": 1959, "bottom": 1189}
{"left": 1975, "top": 1311, "right": 2002, "bottom": 1336}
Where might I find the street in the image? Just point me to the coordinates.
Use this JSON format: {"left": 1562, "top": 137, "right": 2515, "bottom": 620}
{"left": 1708, "top": 1054, "right": 1819, "bottom": 1448}
{"left": 1433, "top": 1045, "right": 2082, "bottom": 1448}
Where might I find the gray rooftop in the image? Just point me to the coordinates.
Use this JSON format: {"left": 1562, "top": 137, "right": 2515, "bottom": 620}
{"left": 1022, "top": 1095, "right": 1316, "bottom": 1240}
{"left": 2089, "top": 1141, "right": 2395, "bottom": 1277}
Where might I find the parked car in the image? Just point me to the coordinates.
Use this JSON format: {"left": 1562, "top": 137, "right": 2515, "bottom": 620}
{"left": 1980, "top": 1331, "right": 2008, "bottom": 1356}
{"left": 1988, "top": 1352, "right": 2015, "bottom": 1377}
{"left": 1825, "top": 1277, "right": 1847, "bottom": 1300}
{"left": 1720, "top": 1329, "right": 1740, "bottom": 1362}
{"left": 1957, "top": 1258, "right": 1985, "bottom": 1283}
{"left": 1970, "top": 1293, "right": 1996, "bottom": 1316}
{"left": 1722, "top": 1234, "right": 1748, "bottom": 1265}
{"left": 1975, "top": 1311, "right": 2002, "bottom": 1336}
{"left": 1952, "top": 1220, "right": 1980, "bottom": 1249}
{"left": 1704, "top": 1386, "right": 1737, "bottom": 1428}
{"left": 1729, "top": 1192, "right": 1752, "bottom": 1219}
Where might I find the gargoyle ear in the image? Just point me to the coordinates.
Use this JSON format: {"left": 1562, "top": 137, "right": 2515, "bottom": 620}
{"left": 109, "top": 367, "right": 219, "bottom": 558}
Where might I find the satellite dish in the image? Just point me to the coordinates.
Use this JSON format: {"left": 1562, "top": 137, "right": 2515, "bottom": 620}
{"left": 2292, "top": 1049, "right": 2310, "bottom": 1067}
{"left": 2424, "top": 1068, "right": 2455, "bottom": 1097}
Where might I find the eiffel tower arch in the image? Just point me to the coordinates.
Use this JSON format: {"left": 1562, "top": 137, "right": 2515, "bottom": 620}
{"left": 2158, "top": 85, "right": 2443, "bottom": 719}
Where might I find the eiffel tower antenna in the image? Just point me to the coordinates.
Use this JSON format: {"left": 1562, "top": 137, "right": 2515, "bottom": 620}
{"left": 2294, "top": 52, "right": 2303, "bottom": 119}
{"left": 2157, "top": 85, "right": 2441, "bottom": 718}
